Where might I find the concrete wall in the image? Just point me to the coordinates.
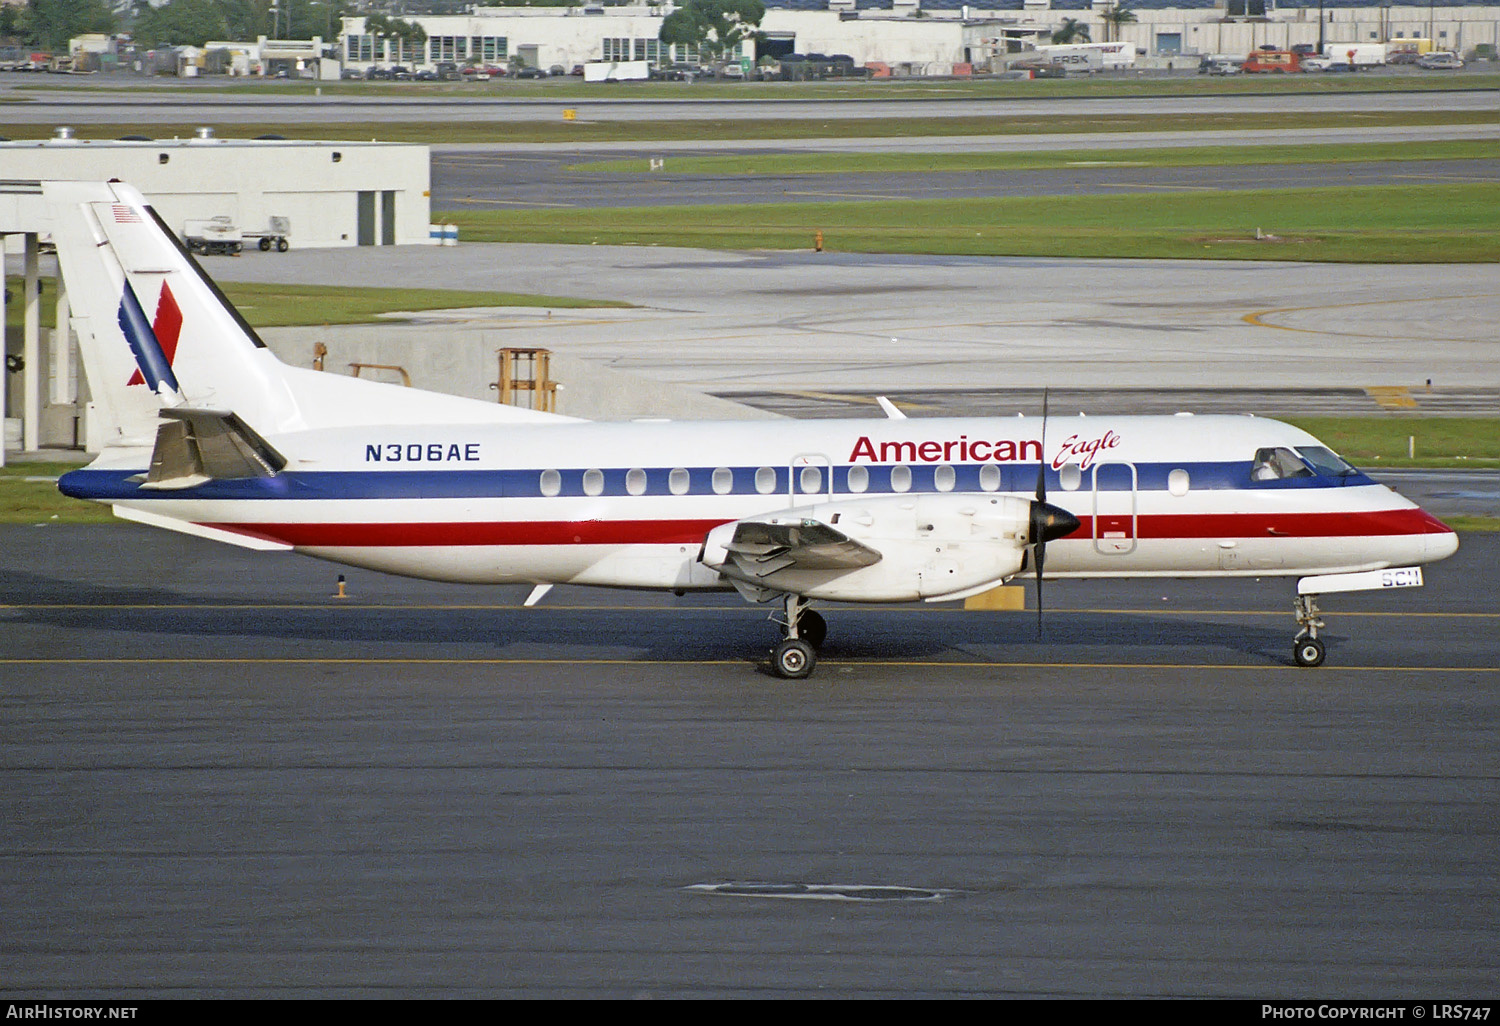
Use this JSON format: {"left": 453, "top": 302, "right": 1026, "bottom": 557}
{"left": 259, "top": 324, "right": 782, "bottom": 422}
{"left": 0, "top": 138, "right": 431, "bottom": 249}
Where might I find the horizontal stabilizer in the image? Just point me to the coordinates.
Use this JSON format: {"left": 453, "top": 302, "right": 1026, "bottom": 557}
{"left": 141, "top": 408, "right": 287, "bottom": 490}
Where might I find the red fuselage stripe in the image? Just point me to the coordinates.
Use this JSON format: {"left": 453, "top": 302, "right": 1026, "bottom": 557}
{"left": 201, "top": 508, "right": 1454, "bottom": 548}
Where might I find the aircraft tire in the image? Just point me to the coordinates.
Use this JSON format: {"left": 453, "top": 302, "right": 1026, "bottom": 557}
{"left": 1294, "top": 637, "right": 1326, "bottom": 668}
{"left": 772, "top": 639, "right": 816, "bottom": 680}
{"left": 799, "top": 610, "right": 827, "bottom": 650}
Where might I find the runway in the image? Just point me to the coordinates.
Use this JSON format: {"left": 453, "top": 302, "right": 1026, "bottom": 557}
{"left": 1, "top": 526, "right": 1496, "bottom": 997}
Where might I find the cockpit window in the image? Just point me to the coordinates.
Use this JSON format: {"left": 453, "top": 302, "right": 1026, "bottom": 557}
{"left": 1251, "top": 447, "right": 1314, "bottom": 482}
{"left": 1295, "top": 446, "right": 1358, "bottom": 477}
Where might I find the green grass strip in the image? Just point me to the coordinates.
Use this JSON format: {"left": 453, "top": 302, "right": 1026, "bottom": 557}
{"left": 1286, "top": 417, "right": 1500, "bottom": 466}
{"left": 443, "top": 181, "right": 1500, "bottom": 263}
{"left": 5, "top": 281, "right": 627, "bottom": 333}
{"left": 217, "top": 282, "right": 629, "bottom": 326}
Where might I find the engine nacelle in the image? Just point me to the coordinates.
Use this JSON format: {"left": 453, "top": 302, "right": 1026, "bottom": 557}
{"left": 701, "top": 493, "right": 1034, "bottom": 602}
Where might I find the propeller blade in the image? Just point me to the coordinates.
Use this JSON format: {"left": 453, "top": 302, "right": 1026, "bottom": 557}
{"left": 1033, "top": 388, "right": 1051, "bottom": 635}
{"left": 1028, "top": 499, "right": 1078, "bottom": 638}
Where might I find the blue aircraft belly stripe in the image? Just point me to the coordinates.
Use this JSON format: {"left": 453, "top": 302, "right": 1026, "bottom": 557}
{"left": 57, "top": 462, "right": 1376, "bottom": 503}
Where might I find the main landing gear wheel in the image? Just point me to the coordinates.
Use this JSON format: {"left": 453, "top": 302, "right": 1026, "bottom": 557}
{"left": 769, "top": 595, "right": 823, "bottom": 679}
{"left": 1294, "top": 636, "right": 1326, "bottom": 668}
{"left": 772, "top": 639, "right": 815, "bottom": 680}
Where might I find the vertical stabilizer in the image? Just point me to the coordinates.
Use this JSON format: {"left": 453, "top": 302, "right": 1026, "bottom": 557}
{"left": 44, "top": 181, "right": 304, "bottom": 447}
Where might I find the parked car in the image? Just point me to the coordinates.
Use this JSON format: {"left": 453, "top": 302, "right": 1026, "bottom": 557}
{"left": 514, "top": 65, "right": 547, "bottom": 79}
{"left": 1387, "top": 50, "right": 1423, "bottom": 65}
{"left": 1204, "top": 59, "right": 1241, "bottom": 75}
{"left": 364, "top": 66, "right": 391, "bottom": 80}
{"left": 1417, "top": 51, "right": 1464, "bottom": 69}
{"left": 415, "top": 69, "right": 438, "bottom": 81}
{"left": 389, "top": 65, "right": 412, "bottom": 80}
{"left": 436, "top": 61, "right": 461, "bottom": 80}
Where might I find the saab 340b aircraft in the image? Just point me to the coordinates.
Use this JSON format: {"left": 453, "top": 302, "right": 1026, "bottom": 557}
{"left": 47, "top": 181, "right": 1458, "bottom": 678}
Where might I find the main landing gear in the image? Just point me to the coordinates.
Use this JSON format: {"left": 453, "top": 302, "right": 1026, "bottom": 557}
{"left": 770, "top": 595, "right": 826, "bottom": 680}
{"left": 1293, "top": 593, "right": 1327, "bottom": 667}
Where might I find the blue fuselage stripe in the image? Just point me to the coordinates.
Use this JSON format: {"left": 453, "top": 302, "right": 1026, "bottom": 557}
{"left": 58, "top": 462, "right": 1375, "bottom": 503}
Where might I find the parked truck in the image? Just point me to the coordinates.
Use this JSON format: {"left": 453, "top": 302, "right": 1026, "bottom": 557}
{"left": 1324, "top": 43, "right": 1388, "bottom": 68}
{"left": 182, "top": 216, "right": 242, "bottom": 256}
{"left": 1023, "top": 41, "right": 1137, "bottom": 72}
{"left": 583, "top": 60, "right": 649, "bottom": 83}
{"left": 1242, "top": 50, "right": 1304, "bottom": 73}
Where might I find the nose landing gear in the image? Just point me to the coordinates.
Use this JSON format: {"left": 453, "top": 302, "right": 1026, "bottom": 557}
{"left": 1293, "top": 594, "right": 1326, "bottom": 667}
{"left": 770, "top": 595, "right": 826, "bottom": 680}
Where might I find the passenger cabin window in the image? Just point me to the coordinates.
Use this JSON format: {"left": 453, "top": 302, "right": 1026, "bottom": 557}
{"left": 712, "top": 467, "right": 733, "bottom": 495}
{"left": 539, "top": 469, "right": 561, "bottom": 497}
{"left": 1251, "top": 447, "right": 1314, "bottom": 482}
{"left": 799, "top": 466, "right": 822, "bottom": 494}
{"left": 583, "top": 469, "right": 604, "bottom": 496}
{"left": 1058, "top": 463, "right": 1082, "bottom": 491}
{"left": 846, "top": 465, "right": 869, "bottom": 494}
{"left": 934, "top": 465, "right": 956, "bottom": 492}
{"left": 978, "top": 464, "right": 1000, "bottom": 492}
{"left": 755, "top": 467, "right": 777, "bottom": 494}
{"left": 890, "top": 465, "right": 912, "bottom": 493}
{"left": 626, "top": 468, "right": 647, "bottom": 495}
{"left": 669, "top": 468, "right": 690, "bottom": 495}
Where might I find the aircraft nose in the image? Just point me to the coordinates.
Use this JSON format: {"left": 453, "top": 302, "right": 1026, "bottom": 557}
{"left": 1422, "top": 529, "right": 1460, "bottom": 563}
{"left": 1030, "top": 500, "right": 1080, "bottom": 544}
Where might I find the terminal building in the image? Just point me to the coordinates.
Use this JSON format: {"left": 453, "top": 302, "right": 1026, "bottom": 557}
{"left": 337, "top": 1, "right": 1500, "bottom": 76}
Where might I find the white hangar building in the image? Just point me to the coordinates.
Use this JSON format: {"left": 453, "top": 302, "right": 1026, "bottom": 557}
{"left": 338, "top": 0, "right": 1500, "bottom": 74}
{"left": 0, "top": 132, "right": 431, "bottom": 250}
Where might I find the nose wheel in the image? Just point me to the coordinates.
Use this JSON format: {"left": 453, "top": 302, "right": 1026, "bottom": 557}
{"left": 769, "top": 596, "right": 826, "bottom": 679}
{"left": 1293, "top": 594, "right": 1327, "bottom": 667}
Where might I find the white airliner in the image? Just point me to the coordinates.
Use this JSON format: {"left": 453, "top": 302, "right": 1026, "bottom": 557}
{"left": 47, "top": 181, "right": 1458, "bottom": 678}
